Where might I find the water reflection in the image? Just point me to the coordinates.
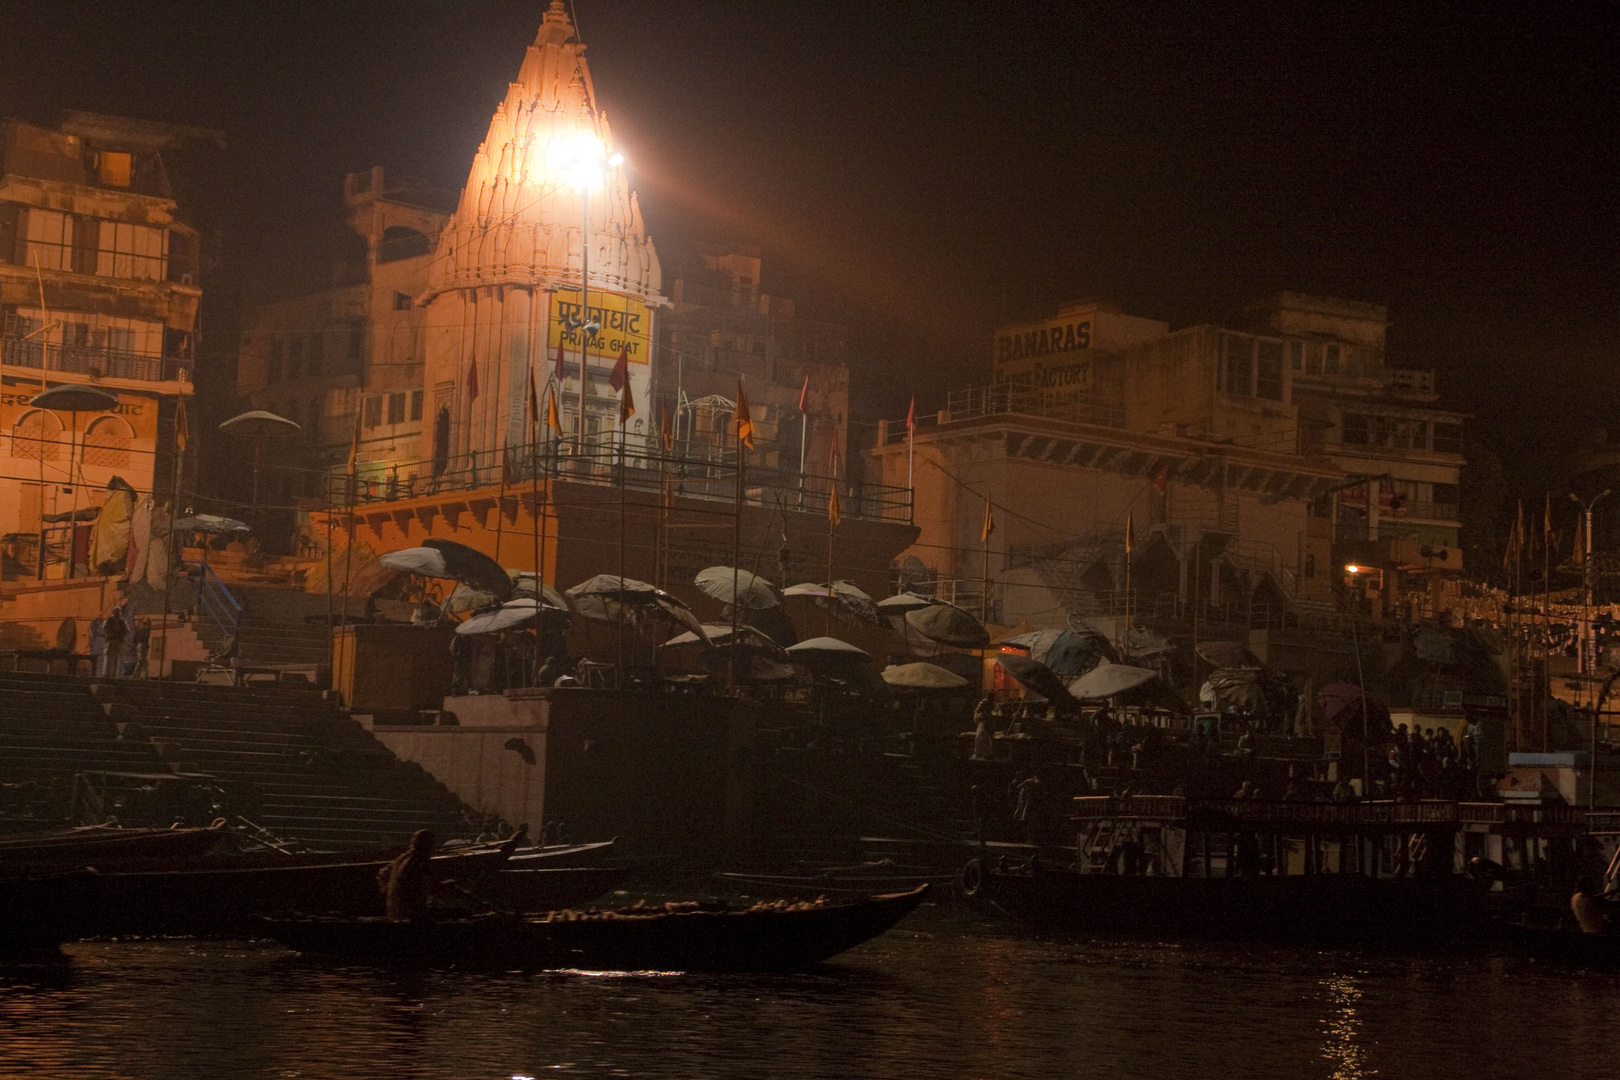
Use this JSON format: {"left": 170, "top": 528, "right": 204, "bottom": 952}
{"left": 2, "top": 911, "right": 1619, "bottom": 1079}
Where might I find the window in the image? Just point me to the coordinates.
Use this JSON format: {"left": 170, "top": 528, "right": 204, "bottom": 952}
{"left": 1341, "top": 413, "right": 1369, "bottom": 444}
{"left": 1222, "top": 335, "right": 1253, "bottom": 396}
{"left": 394, "top": 292, "right": 413, "bottom": 311}
{"left": 82, "top": 415, "right": 134, "bottom": 468}
{"left": 1304, "top": 341, "right": 1322, "bottom": 376}
{"left": 306, "top": 332, "right": 323, "bottom": 376}
{"left": 24, "top": 209, "right": 73, "bottom": 272}
{"left": 98, "top": 151, "right": 132, "bottom": 187}
{"left": 288, "top": 336, "right": 304, "bottom": 379}
{"left": 345, "top": 321, "right": 365, "bottom": 365}
{"left": 11, "top": 409, "right": 62, "bottom": 461}
{"left": 1255, "top": 339, "right": 1284, "bottom": 401}
{"left": 96, "top": 220, "right": 166, "bottom": 281}
{"left": 387, "top": 392, "right": 406, "bottom": 425}
{"left": 1304, "top": 553, "right": 1316, "bottom": 578}
{"left": 409, "top": 389, "right": 424, "bottom": 421}
{"left": 267, "top": 339, "right": 283, "bottom": 383}
{"left": 1433, "top": 423, "right": 1463, "bottom": 454}
{"left": 307, "top": 397, "right": 322, "bottom": 441}
{"left": 364, "top": 395, "right": 383, "bottom": 429}
{"left": 1322, "top": 342, "right": 1341, "bottom": 377}
{"left": 1288, "top": 340, "right": 1304, "bottom": 372}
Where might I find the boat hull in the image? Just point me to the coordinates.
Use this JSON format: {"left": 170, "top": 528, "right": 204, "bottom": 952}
{"left": 963, "top": 861, "right": 1490, "bottom": 944}
{"left": 262, "top": 885, "right": 930, "bottom": 972}
{"left": 1503, "top": 923, "right": 1620, "bottom": 967}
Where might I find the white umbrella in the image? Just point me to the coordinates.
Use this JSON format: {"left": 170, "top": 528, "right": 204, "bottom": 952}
{"left": 445, "top": 572, "right": 567, "bottom": 615}
{"left": 379, "top": 540, "right": 512, "bottom": 601}
{"left": 173, "top": 513, "right": 251, "bottom": 534}
{"left": 663, "top": 623, "right": 779, "bottom": 648}
{"left": 694, "top": 566, "right": 781, "bottom": 611}
{"left": 566, "top": 574, "right": 708, "bottom": 642}
{"left": 456, "top": 598, "right": 561, "bottom": 636}
{"left": 1067, "top": 662, "right": 1158, "bottom": 700}
{"left": 877, "top": 591, "right": 935, "bottom": 613}
{"left": 785, "top": 636, "right": 870, "bottom": 663}
{"left": 881, "top": 662, "right": 971, "bottom": 690}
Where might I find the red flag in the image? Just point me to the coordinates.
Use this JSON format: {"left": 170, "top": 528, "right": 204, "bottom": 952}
{"left": 1152, "top": 463, "right": 1170, "bottom": 495}
{"left": 609, "top": 348, "right": 629, "bottom": 392}
{"left": 906, "top": 396, "right": 916, "bottom": 435}
{"left": 798, "top": 375, "right": 809, "bottom": 412}
{"left": 466, "top": 357, "right": 479, "bottom": 402}
{"left": 554, "top": 336, "right": 566, "bottom": 383}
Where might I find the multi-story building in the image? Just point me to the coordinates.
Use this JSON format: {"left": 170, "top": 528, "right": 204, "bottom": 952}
{"left": 656, "top": 246, "right": 849, "bottom": 477}
{"left": 0, "top": 113, "right": 202, "bottom": 578}
{"left": 236, "top": 169, "right": 456, "bottom": 498}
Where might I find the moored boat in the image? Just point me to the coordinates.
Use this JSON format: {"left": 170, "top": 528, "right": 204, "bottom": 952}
{"left": 1503, "top": 922, "right": 1620, "bottom": 967}
{"left": 0, "top": 823, "right": 226, "bottom": 870}
{"left": 261, "top": 884, "right": 931, "bottom": 972}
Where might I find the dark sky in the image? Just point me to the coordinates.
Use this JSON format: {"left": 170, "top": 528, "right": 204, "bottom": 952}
{"left": 3, "top": 0, "right": 1616, "bottom": 487}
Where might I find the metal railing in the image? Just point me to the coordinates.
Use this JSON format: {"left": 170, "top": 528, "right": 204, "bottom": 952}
{"left": 880, "top": 384, "right": 1126, "bottom": 444}
{"left": 2, "top": 336, "right": 188, "bottom": 383}
{"left": 190, "top": 560, "right": 243, "bottom": 653}
{"left": 294, "top": 433, "right": 914, "bottom": 525}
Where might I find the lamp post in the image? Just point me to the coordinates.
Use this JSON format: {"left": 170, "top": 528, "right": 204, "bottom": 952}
{"left": 545, "top": 132, "right": 622, "bottom": 458}
{"left": 1569, "top": 490, "right": 1611, "bottom": 690}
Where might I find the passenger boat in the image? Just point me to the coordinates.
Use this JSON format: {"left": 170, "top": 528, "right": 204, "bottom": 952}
{"left": 715, "top": 860, "right": 957, "bottom": 899}
{"left": 500, "top": 838, "right": 618, "bottom": 869}
{"left": 0, "top": 823, "right": 226, "bottom": 870}
{"left": 960, "top": 795, "right": 1520, "bottom": 943}
{"left": 261, "top": 885, "right": 931, "bottom": 972}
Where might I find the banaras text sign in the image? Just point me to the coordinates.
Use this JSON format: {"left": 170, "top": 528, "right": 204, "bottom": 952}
{"left": 549, "top": 290, "right": 651, "bottom": 366}
{"left": 992, "top": 315, "right": 1093, "bottom": 391}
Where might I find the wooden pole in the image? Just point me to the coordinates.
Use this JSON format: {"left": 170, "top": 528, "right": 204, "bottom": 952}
{"left": 729, "top": 427, "right": 745, "bottom": 693}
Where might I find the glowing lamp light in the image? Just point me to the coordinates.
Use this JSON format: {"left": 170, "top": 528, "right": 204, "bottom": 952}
{"left": 1345, "top": 564, "right": 1362, "bottom": 574}
{"left": 544, "top": 130, "right": 621, "bottom": 189}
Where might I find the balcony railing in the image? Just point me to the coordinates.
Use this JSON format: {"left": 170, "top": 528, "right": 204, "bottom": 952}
{"left": 2, "top": 336, "right": 188, "bottom": 383}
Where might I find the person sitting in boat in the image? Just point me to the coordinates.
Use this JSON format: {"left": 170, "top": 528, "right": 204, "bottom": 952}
{"left": 1571, "top": 876, "right": 1617, "bottom": 935}
{"left": 379, "top": 829, "right": 437, "bottom": 921}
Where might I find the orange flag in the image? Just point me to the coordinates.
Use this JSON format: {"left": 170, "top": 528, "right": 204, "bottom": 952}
{"left": 735, "top": 380, "right": 756, "bottom": 450}
{"left": 546, "top": 385, "right": 562, "bottom": 435}
{"left": 828, "top": 480, "right": 841, "bottom": 527}
{"left": 619, "top": 379, "right": 635, "bottom": 425}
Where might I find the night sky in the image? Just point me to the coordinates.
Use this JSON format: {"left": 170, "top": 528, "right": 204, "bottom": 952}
{"left": 3, "top": 0, "right": 1616, "bottom": 496}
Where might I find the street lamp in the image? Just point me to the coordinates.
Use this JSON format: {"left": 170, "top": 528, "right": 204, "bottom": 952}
{"left": 545, "top": 131, "right": 623, "bottom": 456}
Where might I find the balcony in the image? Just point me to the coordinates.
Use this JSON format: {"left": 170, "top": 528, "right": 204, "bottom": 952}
{"left": 1, "top": 336, "right": 188, "bottom": 384}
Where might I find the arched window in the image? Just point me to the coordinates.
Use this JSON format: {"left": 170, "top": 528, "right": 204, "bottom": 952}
{"left": 82, "top": 415, "right": 134, "bottom": 468}
{"left": 378, "top": 225, "right": 431, "bottom": 263}
{"left": 11, "top": 409, "right": 63, "bottom": 461}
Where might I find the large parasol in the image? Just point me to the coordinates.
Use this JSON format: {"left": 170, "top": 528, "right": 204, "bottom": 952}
{"left": 905, "top": 602, "right": 990, "bottom": 649}
{"left": 1067, "top": 662, "right": 1158, "bottom": 700}
{"left": 663, "top": 624, "right": 782, "bottom": 650}
{"left": 995, "top": 653, "right": 1079, "bottom": 706}
{"left": 218, "top": 409, "right": 302, "bottom": 440}
{"left": 456, "top": 598, "right": 566, "bottom": 636}
{"left": 881, "top": 662, "right": 971, "bottom": 691}
{"left": 877, "top": 591, "right": 935, "bottom": 614}
{"left": 784, "top": 636, "right": 870, "bottom": 667}
{"left": 444, "top": 571, "right": 567, "bottom": 615}
{"left": 566, "top": 574, "right": 708, "bottom": 642}
{"left": 1002, "top": 629, "right": 1117, "bottom": 676}
{"left": 379, "top": 539, "right": 512, "bottom": 601}
{"left": 694, "top": 566, "right": 782, "bottom": 611}
{"left": 1196, "top": 640, "right": 1265, "bottom": 670}
{"left": 173, "top": 513, "right": 251, "bottom": 535}
{"left": 782, "top": 580, "right": 883, "bottom": 624}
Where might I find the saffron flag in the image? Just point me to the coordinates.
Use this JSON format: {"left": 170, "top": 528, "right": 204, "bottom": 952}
{"left": 619, "top": 379, "right": 635, "bottom": 425}
{"left": 609, "top": 348, "right": 629, "bottom": 393}
{"left": 981, "top": 498, "right": 995, "bottom": 542}
{"left": 659, "top": 407, "right": 673, "bottom": 450}
{"left": 1125, "top": 513, "right": 1134, "bottom": 554}
{"left": 466, "top": 357, "right": 479, "bottom": 402}
{"left": 906, "top": 396, "right": 916, "bottom": 436}
{"left": 554, "top": 337, "right": 566, "bottom": 383}
{"left": 173, "top": 395, "right": 188, "bottom": 454}
{"left": 798, "top": 375, "right": 809, "bottom": 412}
{"left": 547, "top": 385, "right": 562, "bottom": 435}
{"left": 735, "top": 381, "right": 756, "bottom": 450}
{"left": 828, "top": 480, "right": 841, "bottom": 527}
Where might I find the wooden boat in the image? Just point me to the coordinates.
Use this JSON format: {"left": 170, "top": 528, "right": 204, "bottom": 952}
{"left": 0, "top": 870, "right": 97, "bottom": 959}
{"left": 1503, "top": 922, "right": 1620, "bottom": 967}
{"left": 960, "top": 795, "right": 1505, "bottom": 943}
{"left": 0, "top": 823, "right": 226, "bottom": 870}
{"left": 501, "top": 838, "right": 618, "bottom": 869}
{"left": 716, "top": 860, "right": 957, "bottom": 899}
{"left": 472, "top": 865, "right": 630, "bottom": 913}
{"left": 261, "top": 885, "right": 931, "bottom": 972}
{"left": 63, "top": 845, "right": 518, "bottom": 938}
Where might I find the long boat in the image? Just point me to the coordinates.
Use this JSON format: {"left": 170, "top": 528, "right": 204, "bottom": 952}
{"left": 1502, "top": 922, "right": 1620, "bottom": 967}
{"left": 958, "top": 795, "right": 1576, "bottom": 943}
{"left": 261, "top": 885, "right": 931, "bottom": 972}
{"left": 0, "top": 823, "right": 226, "bottom": 870}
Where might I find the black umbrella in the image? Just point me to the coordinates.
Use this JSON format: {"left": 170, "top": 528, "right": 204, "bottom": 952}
{"left": 905, "top": 602, "right": 990, "bottom": 649}
{"left": 995, "top": 653, "right": 1078, "bottom": 706}
{"left": 379, "top": 540, "right": 513, "bottom": 601}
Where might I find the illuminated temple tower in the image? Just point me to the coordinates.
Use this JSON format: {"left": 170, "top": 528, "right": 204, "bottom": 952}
{"left": 421, "top": 0, "right": 663, "bottom": 465}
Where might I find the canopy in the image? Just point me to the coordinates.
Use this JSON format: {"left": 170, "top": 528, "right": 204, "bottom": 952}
{"left": 784, "top": 636, "right": 870, "bottom": 664}
{"left": 882, "top": 661, "right": 971, "bottom": 691}
{"left": 565, "top": 574, "right": 707, "bottom": 641}
{"left": 1200, "top": 667, "right": 1300, "bottom": 732}
{"left": 173, "top": 513, "right": 250, "bottom": 535}
{"left": 1196, "top": 640, "right": 1264, "bottom": 670}
{"left": 995, "top": 653, "right": 1078, "bottom": 706}
{"left": 782, "top": 580, "right": 883, "bottom": 624}
{"left": 694, "top": 566, "right": 781, "bottom": 611}
{"left": 30, "top": 384, "right": 119, "bottom": 413}
{"left": 1319, "top": 682, "right": 1394, "bottom": 741}
{"left": 218, "top": 409, "right": 302, "bottom": 439}
{"left": 905, "top": 602, "right": 990, "bottom": 649}
{"left": 379, "top": 539, "right": 512, "bottom": 601}
{"left": 877, "top": 592, "right": 935, "bottom": 613}
{"left": 444, "top": 571, "right": 566, "bottom": 615}
{"left": 1001, "top": 628, "right": 1116, "bottom": 676}
{"left": 456, "top": 598, "right": 562, "bottom": 636}
{"left": 1068, "top": 662, "right": 1158, "bottom": 700}
{"left": 663, "top": 623, "right": 781, "bottom": 649}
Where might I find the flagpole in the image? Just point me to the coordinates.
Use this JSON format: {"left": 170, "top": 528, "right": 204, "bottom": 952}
{"left": 981, "top": 494, "right": 992, "bottom": 625}
{"left": 1542, "top": 493, "right": 1551, "bottom": 751}
{"left": 1124, "top": 513, "right": 1133, "bottom": 654}
{"left": 729, "top": 416, "right": 744, "bottom": 694}
{"left": 617, "top": 388, "right": 628, "bottom": 691}
{"left": 577, "top": 183, "right": 589, "bottom": 457}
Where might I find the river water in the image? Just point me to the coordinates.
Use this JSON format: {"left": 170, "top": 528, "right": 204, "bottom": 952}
{"left": 3, "top": 900, "right": 1618, "bottom": 1079}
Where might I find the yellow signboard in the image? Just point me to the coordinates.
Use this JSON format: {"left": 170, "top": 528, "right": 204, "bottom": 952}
{"left": 992, "top": 315, "right": 1093, "bottom": 391}
{"left": 548, "top": 290, "right": 651, "bottom": 366}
